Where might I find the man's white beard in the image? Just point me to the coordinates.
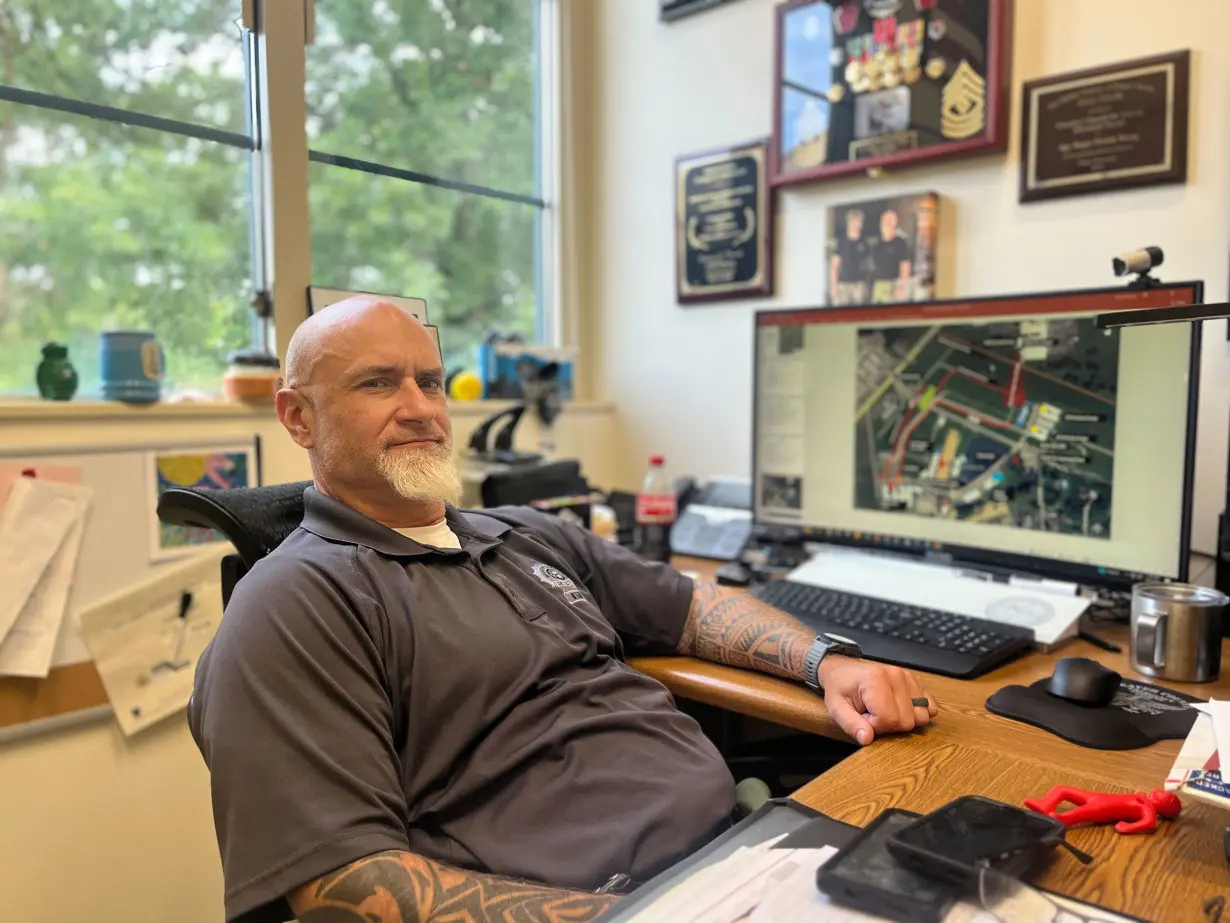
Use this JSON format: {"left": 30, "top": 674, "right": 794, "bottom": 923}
{"left": 376, "top": 441, "right": 462, "bottom": 506}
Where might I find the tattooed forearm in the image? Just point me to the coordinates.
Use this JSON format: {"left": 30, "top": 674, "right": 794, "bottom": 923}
{"left": 289, "top": 850, "right": 619, "bottom": 923}
{"left": 676, "top": 580, "right": 814, "bottom": 682}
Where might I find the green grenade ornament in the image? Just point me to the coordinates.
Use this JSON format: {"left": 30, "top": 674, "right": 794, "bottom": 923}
{"left": 37, "top": 342, "right": 79, "bottom": 400}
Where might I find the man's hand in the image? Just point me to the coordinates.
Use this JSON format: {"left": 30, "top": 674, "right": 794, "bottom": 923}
{"left": 818, "top": 655, "right": 938, "bottom": 746}
{"left": 679, "top": 581, "right": 940, "bottom": 745}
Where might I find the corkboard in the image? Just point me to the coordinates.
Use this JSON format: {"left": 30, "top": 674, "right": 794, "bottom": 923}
{"left": 0, "top": 662, "right": 108, "bottom": 731}
{"left": 0, "top": 438, "right": 256, "bottom": 741}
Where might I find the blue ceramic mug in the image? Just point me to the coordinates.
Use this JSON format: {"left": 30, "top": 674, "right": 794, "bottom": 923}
{"left": 100, "top": 331, "right": 165, "bottom": 403}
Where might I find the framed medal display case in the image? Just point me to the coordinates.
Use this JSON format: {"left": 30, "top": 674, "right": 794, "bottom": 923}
{"left": 770, "top": 0, "right": 1012, "bottom": 188}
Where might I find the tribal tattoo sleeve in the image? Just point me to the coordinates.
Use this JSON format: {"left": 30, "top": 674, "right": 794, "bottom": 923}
{"left": 290, "top": 850, "right": 620, "bottom": 923}
{"left": 675, "top": 580, "right": 814, "bottom": 683}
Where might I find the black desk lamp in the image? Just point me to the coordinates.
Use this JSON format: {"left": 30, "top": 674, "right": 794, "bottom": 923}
{"left": 1093, "top": 249, "right": 1228, "bottom": 597}
{"left": 467, "top": 404, "right": 541, "bottom": 465}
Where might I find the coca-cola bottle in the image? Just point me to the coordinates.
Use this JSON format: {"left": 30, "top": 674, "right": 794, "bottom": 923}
{"left": 633, "top": 455, "right": 676, "bottom": 563}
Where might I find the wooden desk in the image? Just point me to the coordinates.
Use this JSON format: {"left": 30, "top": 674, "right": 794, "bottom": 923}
{"left": 629, "top": 557, "right": 1230, "bottom": 921}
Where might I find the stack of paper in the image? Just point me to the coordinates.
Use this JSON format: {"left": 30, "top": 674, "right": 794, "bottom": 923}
{"left": 623, "top": 835, "right": 833, "bottom": 923}
{"left": 1165, "top": 700, "right": 1230, "bottom": 808}
{"left": 620, "top": 839, "right": 1133, "bottom": 922}
{"left": 0, "top": 469, "right": 92, "bottom": 678}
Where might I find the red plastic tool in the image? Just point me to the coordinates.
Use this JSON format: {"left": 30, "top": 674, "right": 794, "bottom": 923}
{"left": 1024, "top": 786, "right": 1181, "bottom": 835}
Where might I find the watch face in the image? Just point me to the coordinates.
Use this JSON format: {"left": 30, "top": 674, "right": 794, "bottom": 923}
{"left": 823, "top": 633, "right": 862, "bottom": 656}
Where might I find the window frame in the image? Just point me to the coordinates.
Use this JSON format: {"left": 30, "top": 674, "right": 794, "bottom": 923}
{"left": 0, "top": 16, "right": 268, "bottom": 397}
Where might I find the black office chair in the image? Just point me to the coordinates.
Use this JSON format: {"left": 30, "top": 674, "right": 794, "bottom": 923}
{"left": 157, "top": 480, "right": 311, "bottom": 607}
{"left": 156, "top": 482, "right": 846, "bottom": 801}
{"left": 158, "top": 460, "right": 590, "bottom": 604}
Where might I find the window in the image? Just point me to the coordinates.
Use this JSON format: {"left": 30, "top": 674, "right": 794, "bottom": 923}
{"left": 0, "top": 1, "right": 259, "bottom": 396}
{"left": 305, "top": 0, "right": 550, "bottom": 373}
{"left": 0, "top": 1, "right": 560, "bottom": 398}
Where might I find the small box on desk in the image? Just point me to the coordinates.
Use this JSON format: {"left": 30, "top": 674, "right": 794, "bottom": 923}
{"left": 479, "top": 341, "right": 574, "bottom": 400}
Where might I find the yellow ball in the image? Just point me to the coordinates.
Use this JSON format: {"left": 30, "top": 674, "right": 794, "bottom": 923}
{"left": 449, "top": 371, "right": 483, "bottom": 401}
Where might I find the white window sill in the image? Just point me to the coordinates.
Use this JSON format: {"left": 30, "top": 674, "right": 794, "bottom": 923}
{"left": 0, "top": 397, "right": 274, "bottom": 422}
{"left": 447, "top": 398, "right": 613, "bottom": 416}
{"left": 0, "top": 397, "right": 613, "bottom": 423}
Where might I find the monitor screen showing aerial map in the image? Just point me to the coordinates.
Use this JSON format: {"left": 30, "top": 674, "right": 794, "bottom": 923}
{"left": 855, "top": 317, "right": 1118, "bottom": 538}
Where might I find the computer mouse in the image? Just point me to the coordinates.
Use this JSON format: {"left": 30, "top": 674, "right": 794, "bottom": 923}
{"left": 1045, "top": 657, "right": 1121, "bottom": 707}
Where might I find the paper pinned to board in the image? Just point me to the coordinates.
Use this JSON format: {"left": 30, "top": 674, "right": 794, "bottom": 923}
{"left": 77, "top": 546, "right": 227, "bottom": 736}
{"left": 0, "top": 476, "right": 92, "bottom": 659}
{"left": 0, "top": 517, "right": 87, "bottom": 677}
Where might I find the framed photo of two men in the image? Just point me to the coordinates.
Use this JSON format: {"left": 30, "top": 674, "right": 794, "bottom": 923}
{"left": 771, "top": 0, "right": 1012, "bottom": 187}
{"left": 827, "top": 192, "right": 938, "bottom": 306}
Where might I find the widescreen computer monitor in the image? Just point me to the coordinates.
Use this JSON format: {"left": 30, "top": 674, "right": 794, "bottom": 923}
{"left": 752, "top": 283, "right": 1203, "bottom": 590}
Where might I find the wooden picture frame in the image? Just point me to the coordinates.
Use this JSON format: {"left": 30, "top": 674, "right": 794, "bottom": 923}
{"left": 770, "top": 0, "right": 1013, "bottom": 188}
{"left": 1019, "top": 50, "right": 1190, "bottom": 204}
{"left": 675, "top": 139, "right": 774, "bottom": 304}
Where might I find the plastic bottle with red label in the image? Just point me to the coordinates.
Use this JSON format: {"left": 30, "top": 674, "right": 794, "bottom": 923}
{"left": 633, "top": 455, "right": 676, "bottom": 563}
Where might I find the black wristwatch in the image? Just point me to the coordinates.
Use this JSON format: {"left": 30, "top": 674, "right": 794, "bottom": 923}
{"left": 804, "top": 633, "right": 862, "bottom": 691}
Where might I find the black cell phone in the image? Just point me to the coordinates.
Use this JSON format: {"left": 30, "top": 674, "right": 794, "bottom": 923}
{"left": 885, "top": 795, "right": 1069, "bottom": 886}
{"left": 814, "top": 809, "right": 960, "bottom": 923}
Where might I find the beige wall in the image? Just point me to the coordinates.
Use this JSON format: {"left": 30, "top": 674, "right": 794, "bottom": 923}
{"left": 0, "top": 399, "right": 615, "bottom": 923}
{"left": 588, "top": 0, "right": 1230, "bottom": 557}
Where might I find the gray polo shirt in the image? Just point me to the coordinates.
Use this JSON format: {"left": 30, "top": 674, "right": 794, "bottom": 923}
{"left": 189, "top": 487, "right": 735, "bottom": 922}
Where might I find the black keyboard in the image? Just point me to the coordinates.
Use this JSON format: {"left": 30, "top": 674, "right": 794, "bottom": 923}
{"left": 751, "top": 580, "right": 1034, "bottom": 678}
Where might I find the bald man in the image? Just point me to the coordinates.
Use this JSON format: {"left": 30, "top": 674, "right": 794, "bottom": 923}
{"left": 189, "top": 298, "right": 937, "bottom": 923}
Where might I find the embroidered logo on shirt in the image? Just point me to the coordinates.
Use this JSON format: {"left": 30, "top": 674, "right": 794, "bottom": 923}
{"left": 531, "top": 562, "right": 588, "bottom": 606}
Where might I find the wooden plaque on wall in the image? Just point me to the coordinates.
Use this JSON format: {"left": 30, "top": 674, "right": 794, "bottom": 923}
{"left": 675, "top": 139, "right": 774, "bottom": 303}
{"left": 1019, "top": 50, "right": 1191, "bottom": 203}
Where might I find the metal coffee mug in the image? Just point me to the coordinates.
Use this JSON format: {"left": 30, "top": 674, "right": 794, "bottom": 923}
{"left": 1130, "top": 583, "right": 1227, "bottom": 683}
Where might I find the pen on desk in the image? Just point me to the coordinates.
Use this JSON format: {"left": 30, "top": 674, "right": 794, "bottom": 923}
{"left": 171, "top": 591, "right": 193, "bottom": 662}
{"left": 1078, "top": 628, "right": 1121, "bottom": 654}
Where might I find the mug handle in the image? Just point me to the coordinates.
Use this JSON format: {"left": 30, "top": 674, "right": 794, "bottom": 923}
{"left": 140, "top": 340, "right": 166, "bottom": 381}
{"left": 1136, "top": 609, "right": 1168, "bottom": 669}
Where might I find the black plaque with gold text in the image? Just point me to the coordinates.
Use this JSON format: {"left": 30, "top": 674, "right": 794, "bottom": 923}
{"left": 676, "top": 140, "right": 773, "bottom": 303}
{"left": 1020, "top": 50, "right": 1190, "bottom": 203}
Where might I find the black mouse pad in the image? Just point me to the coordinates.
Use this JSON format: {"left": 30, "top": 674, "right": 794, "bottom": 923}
{"left": 985, "top": 678, "right": 1203, "bottom": 750}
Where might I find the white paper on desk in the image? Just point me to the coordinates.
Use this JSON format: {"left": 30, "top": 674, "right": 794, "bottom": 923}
{"left": 624, "top": 837, "right": 793, "bottom": 923}
{"left": 0, "top": 516, "right": 87, "bottom": 677}
{"left": 0, "top": 477, "right": 92, "bottom": 649}
{"left": 1208, "top": 700, "right": 1230, "bottom": 769}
